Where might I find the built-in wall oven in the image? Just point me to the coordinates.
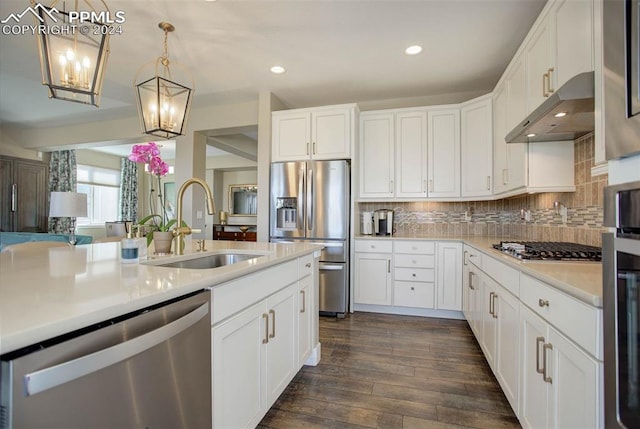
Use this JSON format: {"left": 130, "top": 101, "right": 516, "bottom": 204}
{"left": 604, "top": 180, "right": 640, "bottom": 428}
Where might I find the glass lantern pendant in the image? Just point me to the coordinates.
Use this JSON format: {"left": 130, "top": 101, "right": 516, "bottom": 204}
{"left": 33, "top": 0, "right": 111, "bottom": 107}
{"left": 134, "top": 22, "right": 194, "bottom": 140}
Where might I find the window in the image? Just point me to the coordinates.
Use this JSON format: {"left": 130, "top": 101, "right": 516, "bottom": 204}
{"left": 76, "top": 164, "right": 121, "bottom": 226}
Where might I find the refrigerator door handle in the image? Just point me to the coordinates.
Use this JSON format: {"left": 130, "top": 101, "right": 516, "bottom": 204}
{"left": 307, "top": 167, "right": 314, "bottom": 231}
{"left": 319, "top": 264, "right": 344, "bottom": 271}
{"left": 298, "top": 166, "right": 305, "bottom": 230}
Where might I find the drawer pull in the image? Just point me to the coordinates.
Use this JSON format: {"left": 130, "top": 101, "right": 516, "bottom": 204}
{"left": 412, "top": 273, "right": 416, "bottom": 277}
{"left": 538, "top": 299, "right": 550, "bottom": 308}
{"left": 410, "top": 286, "right": 415, "bottom": 291}
{"left": 305, "top": 262, "right": 311, "bottom": 268}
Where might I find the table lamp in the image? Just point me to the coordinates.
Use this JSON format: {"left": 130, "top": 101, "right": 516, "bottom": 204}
{"left": 49, "top": 192, "right": 88, "bottom": 245}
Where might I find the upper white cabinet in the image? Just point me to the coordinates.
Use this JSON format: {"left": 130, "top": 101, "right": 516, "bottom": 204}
{"left": 360, "top": 109, "right": 429, "bottom": 199}
{"left": 359, "top": 112, "right": 395, "bottom": 198}
{"left": 428, "top": 108, "right": 461, "bottom": 198}
{"left": 272, "top": 104, "right": 356, "bottom": 162}
{"left": 461, "top": 95, "right": 493, "bottom": 198}
{"left": 524, "top": 0, "right": 594, "bottom": 114}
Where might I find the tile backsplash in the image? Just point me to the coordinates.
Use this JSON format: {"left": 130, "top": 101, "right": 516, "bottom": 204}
{"left": 358, "top": 133, "right": 607, "bottom": 247}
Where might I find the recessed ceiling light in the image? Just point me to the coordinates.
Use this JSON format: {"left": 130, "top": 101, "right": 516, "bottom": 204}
{"left": 270, "top": 66, "right": 286, "bottom": 74}
{"left": 405, "top": 45, "right": 423, "bottom": 55}
{"left": 527, "top": 133, "right": 536, "bottom": 138}
{"left": 554, "top": 112, "right": 567, "bottom": 118}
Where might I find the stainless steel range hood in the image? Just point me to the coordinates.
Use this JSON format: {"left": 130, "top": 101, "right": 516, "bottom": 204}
{"left": 506, "top": 71, "right": 594, "bottom": 143}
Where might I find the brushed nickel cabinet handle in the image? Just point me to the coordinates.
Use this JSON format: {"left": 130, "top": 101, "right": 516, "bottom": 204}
{"left": 486, "top": 176, "right": 491, "bottom": 191}
{"left": 300, "top": 290, "right": 306, "bottom": 313}
{"left": 11, "top": 184, "right": 17, "bottom": 212}
{"left": 468, "top": 271, "right": 475, "bottom": 290}
{"left": 313, "top": 142, "right": 316, "bottom": 154}
{"left": 429, "top": 179, "right": 434, "bottom": 192}
{"left": 389, "top": 180, "right": 394, "bottom": 194}
{"left": 262, "top": 313, "right": 269, "bottom": 344}
{"left": 489, "top": 292, "right": 495, "bottom": 316}
{"left": 464, "top": 250, "right": 468, "bottom": 266}
{"left": 543, "top": 342, "right": 553, "bottom": 383}
{"left": 547, "top": 68, "right": 555, "bottom": 93}
{"left": 269, "top": 309, "right": 276, "bottom": 339}
{"left": 536, "top": 336, "right": 545, "bottom": 375}
{"left": 387, "top": 259, "right": 391, "bottom": 273}
{"left": 492, "top": 293, "right": 498, "bottom": 319}
{"left": 306, "top": 142, "right": 310, "bottom": 155}
{"left": 542, "top": 72, "right": 548, "bottom": 97}
{"left": 538, "top": 299, "right": 549, "bottom": 308}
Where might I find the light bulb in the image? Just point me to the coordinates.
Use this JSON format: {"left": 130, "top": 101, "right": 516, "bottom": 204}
{"left": 66, "top": 49, "right": 75, "bottom": 61}
{"left": 82, "top": 57, "right": 90, "bottom": 68}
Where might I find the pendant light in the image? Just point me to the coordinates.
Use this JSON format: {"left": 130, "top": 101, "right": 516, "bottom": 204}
{"left": 134, "top": 22, "right": 194, "bottom": 139}
{"left": 33, "top": 0, "right": 111, "bottom": 106}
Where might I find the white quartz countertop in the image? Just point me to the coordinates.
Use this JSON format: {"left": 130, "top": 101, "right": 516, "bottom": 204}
{"left": 0, "top": 240, "right": 321, "bottom": 356}
{"left": 355, "top": 234, "right": 603, "bottom": 308}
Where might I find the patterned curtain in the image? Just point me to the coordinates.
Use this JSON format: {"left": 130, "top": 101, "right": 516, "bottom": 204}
{"left": 48, "top": 150, "right": 77, "bottom": 233}
{"left": 119, "top": 158, "right": 138, "bottom": 222}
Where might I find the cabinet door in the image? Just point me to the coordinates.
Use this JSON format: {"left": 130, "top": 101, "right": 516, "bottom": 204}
{"left": 479, "top": 275, "right": 498, "bottom": 368}
{"left": 311, "top": 107, "right": 351, "bottom": 160}
{"left": 212, "top": 301, "right": 266, "bottom": 429}
{"left": 395, "top": 110, "right": 427, "bottom": 198}
{"left": 0, "top": 158, "right": 14, "bottom": 232}
{"left": 272, "top": 111, "right": 311, "bottom": 162}
{"left": 525, "top": 18, "right": 553, "bottom": 113}
{"left": 461, "top": 97, "right": 493, "bottom": 197}
{"left": 493, "top": 84, "right": 509, "bottom": 195}
{"left": 436, "top": 242, "right": 462, "bottom": 311}
{"left": 354, "top": 253, "right": 392, "bottom": 305}
{"left": 298, "top": 275, "right": 312, "bottom": 366}
{"left": 519, "top": 306, "right": 549, "bottom": 429}
{"left": 428, "top": 108, "right": 460, "bottom": 197}
{"left": 505, "top": 56, "right": 527, "bottom": 191}
{"left": 551, "top": 0, "right": 593, "bottom": 89}
{"left": 548, "top": 327, "right": 600, "bottom": 429}
{"left": 495, "top": 287, "right": 520, "bottom": 414}
{"left": 265, "top": 284, "right": 298, "bottom": 405}
{"left": 359, "top": 113, "right": 395, "bottom": 198}
{"left": 15, "top": 160, "right": 48, "bottom": 232}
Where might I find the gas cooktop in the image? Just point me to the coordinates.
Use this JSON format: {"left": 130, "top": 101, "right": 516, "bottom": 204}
{"left": 492, "top": 241, "right": 602, "bottom": 262}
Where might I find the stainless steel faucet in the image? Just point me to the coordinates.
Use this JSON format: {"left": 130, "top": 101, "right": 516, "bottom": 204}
{"left": 174, "top": 178, "right": 216, "bottom": 255}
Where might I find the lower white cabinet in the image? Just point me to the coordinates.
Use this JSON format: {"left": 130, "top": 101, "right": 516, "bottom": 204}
{"left": 519, "top": 305, "right": 600, "bottom": 429}
{"left": 436, "top": 242, "right": 463, "bottom": 310}
{"left": 354, "top": 251, "right": 392, "bottom": 305}
{"left": 494, "top": 281, "right": 520, "bottom": 414}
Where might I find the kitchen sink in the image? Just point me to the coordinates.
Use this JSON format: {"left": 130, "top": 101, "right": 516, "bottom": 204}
{"left": 154, "top": 253, "right": 264, "bottom": 269}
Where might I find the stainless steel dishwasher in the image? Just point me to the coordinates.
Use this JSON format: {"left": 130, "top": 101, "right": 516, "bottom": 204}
{"left": 0, "top": 290, "right": 211, "bottom": 429}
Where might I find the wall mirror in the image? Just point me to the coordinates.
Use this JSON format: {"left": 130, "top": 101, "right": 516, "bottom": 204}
{"left": 229, "top": 184, "right": 258, "bottom": 216}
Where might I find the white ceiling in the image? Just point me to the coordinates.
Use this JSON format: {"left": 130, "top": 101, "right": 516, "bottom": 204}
{"left": 0, "top": 0, "right": 547, "bottom": 131}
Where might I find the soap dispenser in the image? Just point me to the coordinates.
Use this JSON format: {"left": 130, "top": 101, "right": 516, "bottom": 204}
{"left": 121, "top": 227, "right": 139, "bottom": 264}
{"left": 135, "top": 225, "right": 148, "bottom": 260}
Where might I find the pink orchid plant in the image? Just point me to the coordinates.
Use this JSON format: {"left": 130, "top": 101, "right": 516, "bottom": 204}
{"left": 128, "top": 142, "right": 174, "bottom": 237}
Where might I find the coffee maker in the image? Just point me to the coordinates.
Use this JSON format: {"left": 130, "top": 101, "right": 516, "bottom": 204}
{"left": 373, "top": 209, "right": 393, "bottom": 236}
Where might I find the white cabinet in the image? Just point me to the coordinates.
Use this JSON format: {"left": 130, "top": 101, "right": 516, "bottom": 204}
{"left": 519, "top": 305, "right": 600, "bottom": 429}
{"left": 272, "top": 104, "right": 355, "bottom": 162}
{"left": 436, "top": 242, "right": 462, "bottom": 311}
{"left": 395, "top": 110, "right": 428, "bottom": 198}
{"left": 359, "top": 109, "right": 428, "bottom": 199}
{"left": 394, "top": 241, "right": 436, "bottom": 309}
{"left": 461, "top": 95, "right": 493, "bottom": 198}
{"left": 212, "top": 283, "right": 297, "bottom": 429}
{"left": 354, "top": 240, "right": 392, "bottom": 305}
{"left": 479, "top": 273, "right": 498, "bottom": 367}
{"left": 428, "top": 108, "right": 461, "bottom": 198}
{"left": 359, "top": 112, "right": 395, "bottom": 198}
{"left": 494, "top": 283, "right": 521, "bottom": 415}
{"left": 524, "top": 0, "right": 594, "bottom": 114}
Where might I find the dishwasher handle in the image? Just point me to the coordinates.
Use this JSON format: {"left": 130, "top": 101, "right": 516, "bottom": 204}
{"left": 24, "top": 301, "right": 209, "bottom": 396}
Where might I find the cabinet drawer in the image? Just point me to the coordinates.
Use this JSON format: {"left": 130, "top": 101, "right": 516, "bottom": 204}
{"left": 394, "top": 254, "right": 435, "bottom": 269}
{"left": 355, "top": 240, "right": 392, "bottom": 253}
{"left": 464, "top": 246, "right": 483, "bottom": 269}
{"left": 395, "top": 267, "right": 435, "bottom": 282}
{"left": 298, "top": 254, "right": 314, "bottom": 279}
{"left": 394, "top": 281, "right": 435, "bottom": 308}
{"left": 482, "top": 254, "right": 519, "bottom": 296}
{"left": 394, "top": 241, "right": 435, "bottom": 254}
{"left": 520, "top": 274, "right": 601, "bottom": 358}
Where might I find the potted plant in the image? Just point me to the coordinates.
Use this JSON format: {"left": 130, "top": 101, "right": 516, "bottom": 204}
{"left": 128, "top": 142, "right": 178, "bottom": 254}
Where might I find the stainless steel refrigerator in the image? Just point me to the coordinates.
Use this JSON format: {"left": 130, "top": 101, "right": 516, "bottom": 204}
{"left": 270, "top": 159, "right": 350, "bottom": 316}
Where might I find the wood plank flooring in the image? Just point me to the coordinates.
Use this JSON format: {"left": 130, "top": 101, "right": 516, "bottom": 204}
{"left": 258, "top": 312, "right": 521, "bottom": 429}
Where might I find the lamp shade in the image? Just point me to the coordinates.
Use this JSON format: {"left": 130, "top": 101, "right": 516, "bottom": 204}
{"left": 49, "top": 192, "right": 88, "bottom": 217}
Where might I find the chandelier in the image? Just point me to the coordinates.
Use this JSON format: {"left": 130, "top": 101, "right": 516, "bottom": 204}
{"left": 33, "top": 0, "right": 111, "bottom": 106}
{"left": 134, "top": 22, "right": 194, "bottom": 139}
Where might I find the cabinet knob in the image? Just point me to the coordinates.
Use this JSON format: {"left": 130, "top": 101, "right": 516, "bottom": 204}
{"left": 538, "top": 299, "right": 550, "bottom": 308}
{"left": 305, "top": 262, "right": 311, "bottom": 268}
{"left": 371, "top": 245, "right": 375, "bottom": 249}
{"left": 410, "top": 287, "right": 415, "bottom": 291}
{"left": 412, "top": 273, "right": 416, "bottom": 277}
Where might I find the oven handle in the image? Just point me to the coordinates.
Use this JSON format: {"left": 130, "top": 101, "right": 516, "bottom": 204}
{"left": 23, "top": 302, "right": 209, "bottom": 396}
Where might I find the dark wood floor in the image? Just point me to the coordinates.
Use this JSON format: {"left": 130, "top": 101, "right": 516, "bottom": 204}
{"left": 258, "top": 312, "right": 521, "bottom": 429}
